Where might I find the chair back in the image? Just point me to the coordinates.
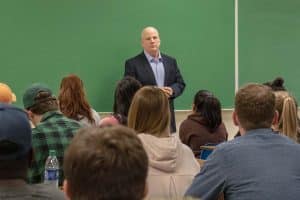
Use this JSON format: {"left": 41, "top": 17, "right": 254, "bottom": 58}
{"left": 199, "top": 143, "right": 216, "bottom": 160}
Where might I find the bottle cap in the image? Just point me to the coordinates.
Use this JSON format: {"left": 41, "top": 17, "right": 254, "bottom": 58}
{"left": 49, "top": 150, "right": 56, "bottom": 156}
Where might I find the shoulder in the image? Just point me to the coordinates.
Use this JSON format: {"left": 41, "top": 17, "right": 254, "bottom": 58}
{"left": 56, "top": 114, "right": 82, "bottom": 128}
{"left": 30, "top": 184, "right": 66, "bottom": 200}
{"left": 161, "top": 53, "right": 176, "bottom": 61}
{"left": 178, "top": 139, "right": 201, "bottom": 170}
{"left": 125, "top": 52, "right": 145, "bottom": 63}
{"left": 36, "top": 113, "right": 81, "bottom": 132}
{"left": 180, "top": 116, "right": 209, "bottom": 134}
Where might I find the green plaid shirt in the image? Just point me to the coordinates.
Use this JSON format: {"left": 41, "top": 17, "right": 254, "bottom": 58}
{"left": 28, "top": 111, "right": 82, "bottom": 186}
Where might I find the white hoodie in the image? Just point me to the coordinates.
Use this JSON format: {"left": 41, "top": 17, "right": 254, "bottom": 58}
{"left": 138, "top": 133, "right": 200, "bottom": 199}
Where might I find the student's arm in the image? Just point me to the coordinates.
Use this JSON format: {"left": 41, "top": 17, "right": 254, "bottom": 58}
{"left": 169, "top": 58, "right": 185, "bottom": 99}
{"left": 124, "top": 60, "right": 137, "bottom": 78}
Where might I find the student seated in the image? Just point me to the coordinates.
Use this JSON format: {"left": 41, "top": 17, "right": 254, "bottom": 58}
{"left": 264, "top": 76, "right": 300, "bottom": 142}
{"left": 185, "top": 83, "right": 300, "bottom": 200}
{"left": 58, "top": 74, "right": 100, "bottom": 126}
{"left": 99, "top": 76, "right": 141, "bottom": 127}
{"left": 0, "top": 104, "right": 65, "bottom": 199}
{"left": 235, "top": 76, "right": 290, "bottom": 138}
{"left": 179, "top": 90, "right": 228, "bottom": 156}
{"left": 128, "top": 86, "right": 200, "bottom": 199}
{"left": 23, "top": 83, "right": 82, "bottom": 186}
{"left": 63, "top": 126, "right": 148, "bottom": 200}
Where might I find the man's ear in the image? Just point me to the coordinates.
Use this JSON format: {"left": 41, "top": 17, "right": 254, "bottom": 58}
{"left": 232, "top": 111, "right": 239, "bottom": 126}
{"left": 26, "top": 110, "right": 34, "bottom": 121}
{"left": 63, "top": 180, "right": 71, "bottom": 200}
{"left": 272, "top": 110, "right": 279, "bottom": 126}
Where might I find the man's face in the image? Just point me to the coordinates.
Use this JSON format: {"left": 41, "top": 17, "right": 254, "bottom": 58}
{"left": 141, "top": 27, "right": 160, "bottom": 57}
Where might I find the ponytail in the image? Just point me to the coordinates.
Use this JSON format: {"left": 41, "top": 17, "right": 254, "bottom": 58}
{"left": 279, "top": 97, "right": 298, "bottom": 142}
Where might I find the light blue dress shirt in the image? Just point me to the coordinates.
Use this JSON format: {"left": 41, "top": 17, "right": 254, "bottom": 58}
{"left": 144, "top": 51, "right": 165, "bottom": 87}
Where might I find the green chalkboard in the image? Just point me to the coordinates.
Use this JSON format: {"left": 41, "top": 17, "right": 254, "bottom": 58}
{"left": 0, "top": 0, "right": 234, "bottom": 111}
{"left": 239, "top": 0, "right": 300, "bottom": 100}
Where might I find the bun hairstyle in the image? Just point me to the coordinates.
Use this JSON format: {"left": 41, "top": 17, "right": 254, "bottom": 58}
{"left": 263, "top": 77, "right": 286, "bottom": 91}
{"left": 193, "top": 90, "right": 222, "bottom": 132}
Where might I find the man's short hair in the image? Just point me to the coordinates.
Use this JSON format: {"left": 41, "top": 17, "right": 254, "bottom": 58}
{"left": 23, "top": 83, "right": 58, "bottom": 114}
{"left": 63, "top": 126, "right": 148, "bottom": 200}
{"left": 235, "top": 83, "right": 276, "bottom": 130}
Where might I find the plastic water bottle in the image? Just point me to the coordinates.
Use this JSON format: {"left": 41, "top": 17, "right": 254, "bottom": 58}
{"left": 44, "top": 150, "right": 59, "bottom": 187}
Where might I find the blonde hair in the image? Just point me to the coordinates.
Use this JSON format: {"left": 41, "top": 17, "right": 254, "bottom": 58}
{"left": 274, "top": 91, "right": 298, "bottom": 142}
{"left": 128, "top": 86, "right": 170, "bottom": 137}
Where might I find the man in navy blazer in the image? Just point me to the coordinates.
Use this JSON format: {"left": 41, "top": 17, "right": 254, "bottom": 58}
{"left": 124, "top": 26, "right": 185, "bottom": 133}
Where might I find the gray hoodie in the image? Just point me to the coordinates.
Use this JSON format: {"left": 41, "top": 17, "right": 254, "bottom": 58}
{"left": 138, "top": 134, "right": 200, "bottom": 199}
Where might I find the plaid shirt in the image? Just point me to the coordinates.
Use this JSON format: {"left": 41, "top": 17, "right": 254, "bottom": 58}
{"left": 28, "top": 111, "right": 82, "bottom": 186}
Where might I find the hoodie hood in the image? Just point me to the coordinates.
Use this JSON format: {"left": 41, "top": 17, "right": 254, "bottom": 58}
{"left": 138, "top": 133, "right": 183, "bottom": 173}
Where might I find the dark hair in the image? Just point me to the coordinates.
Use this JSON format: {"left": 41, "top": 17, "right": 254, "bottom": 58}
{"left": 263, "top": 77, "right": 286, "bottom": 91}
{"left": 63, "top": 126, "right": 148, "bottom": 200}
{"left": 235, "top": 83, "right": 275, "bottom": 130}
{"left": 28, "top": 91, "right": 58, "bottom": 115}
{"left": 193, "top": 90, "right": 222, "bottom": 132}
{"left": 113, "top": 76, "right": 142, "bottom": 125}
{"left": 58, "top": 74, "right": 95, "bottom": 124}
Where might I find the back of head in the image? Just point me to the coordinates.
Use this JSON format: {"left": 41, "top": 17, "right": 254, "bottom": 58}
{"left": 63, "top": 126, "right": 148, "bottom": 200}
{"left": 23, "top": 83, "right": 58, "bottom": 114}
{"left": 0, "top": 83, "right": 16, "bottom": 104}
{"left": 0, "top": 104, "right": 31, "bottom": 179}
{"left": 193, "top": 90, "right": 222, "bottom": 132}
{"left": 113, "top": 76, "right": 142, "bottom": 124}
{"left": 59, "top": 74, "right": 94, "bottom": 124}
{"left": 274, "top": 91, "right": 298, "bottom": 141}
{"left": 128, "top": 86, "right": 170, "bottom": 136}
{"left": 235, "top": 83, "right": 275, "bottom": 131}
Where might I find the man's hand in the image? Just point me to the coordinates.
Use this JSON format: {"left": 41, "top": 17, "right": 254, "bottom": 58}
{"left": 160, "top": 87, "right": 173, "bottom": 97}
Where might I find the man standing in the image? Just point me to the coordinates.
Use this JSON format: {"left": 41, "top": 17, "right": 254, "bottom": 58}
{"left": 124, "top": 26, "right": 185, "bottom": 133}
{"left": 22, "top": 83, "right": 81, "bottom": 186}
{"left": 185, "top": 83, "right": 300, "bottom": 200}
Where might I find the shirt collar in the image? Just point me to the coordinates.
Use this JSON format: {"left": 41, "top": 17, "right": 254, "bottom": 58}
{"left": 244, "top": 128, "right": 275, "bottom": 135}
{"left": 41, "top": 110, "right": 61, "bottom": 122}
{"left": 144, "top": 50, "right": 162, "bottom": 62}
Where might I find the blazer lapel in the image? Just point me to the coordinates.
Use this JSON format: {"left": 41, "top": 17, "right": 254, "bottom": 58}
{"left": 162, "top": 55, "right": 169, "bottom": 86}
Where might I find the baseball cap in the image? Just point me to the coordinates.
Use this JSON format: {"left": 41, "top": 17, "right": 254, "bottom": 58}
{"left": 23, "top": 83, "right": 53, "bottom": 109}
{"left": 0, "top": 83, "right": 16, "bottom": 103}
{"left": 0, "top": 104, "right": 31, "bottom": 160}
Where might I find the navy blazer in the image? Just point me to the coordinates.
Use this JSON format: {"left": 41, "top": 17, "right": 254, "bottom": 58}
{"left": 124, "top": 52, "right": 185, "bottom": 132}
